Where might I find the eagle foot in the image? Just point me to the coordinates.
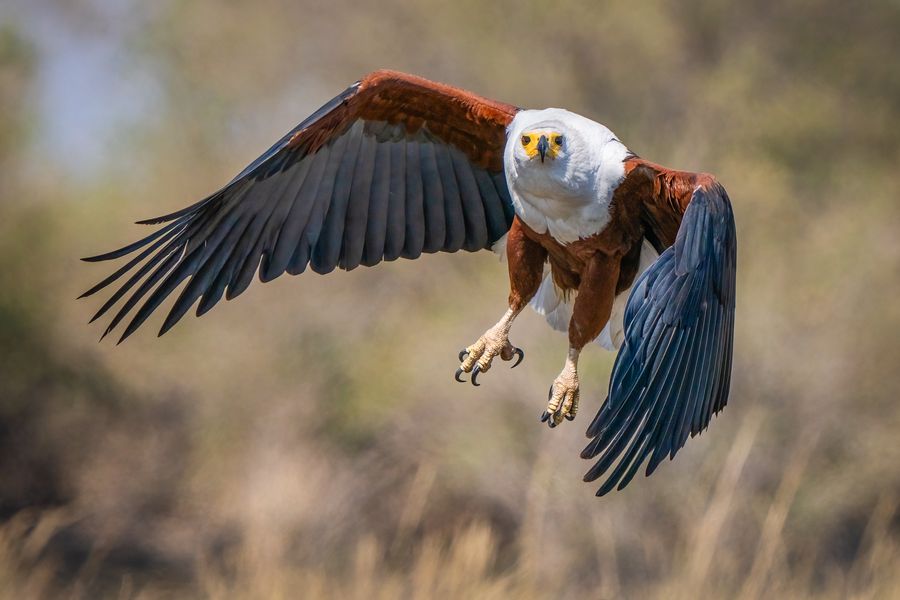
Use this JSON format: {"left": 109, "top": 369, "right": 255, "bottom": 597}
{"left": 455, "top": 331, "right": 523, "bottom": 386}
{"left": 540, "top": 371, "right": 580, "bottom": 428}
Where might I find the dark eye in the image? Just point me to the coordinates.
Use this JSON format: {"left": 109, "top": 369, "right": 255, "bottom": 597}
{"left": 554, "top": 136, "right": 564, "bottom": 146}
{"left": 521, "top": 135, "right": 531, "bottom": 145}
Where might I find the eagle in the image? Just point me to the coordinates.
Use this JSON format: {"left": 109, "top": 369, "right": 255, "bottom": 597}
{"left": 81, "top": 70, "right": 736, "bottom": 496}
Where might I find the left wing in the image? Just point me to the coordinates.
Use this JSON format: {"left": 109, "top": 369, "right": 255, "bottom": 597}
{"left": 80, "top": 70, "right": 518, "bottom": 342}
{"left": 582, "top": 163, "right": 737, "bottom": 495}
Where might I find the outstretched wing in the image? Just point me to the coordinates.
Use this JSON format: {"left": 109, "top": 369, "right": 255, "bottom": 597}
{"left": 81, "top": 70, "right": 518, "bottom": 342}
{"left": 582, "top": 168, "right": 736, "bottom": 496}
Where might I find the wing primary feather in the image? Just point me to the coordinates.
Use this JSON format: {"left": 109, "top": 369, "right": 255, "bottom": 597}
{"left": 256, "top": 152, "right": 318, "bottom": 281}
{"left": 119, "top": 248, "right": 206, "bottom": 342}
{"left": 269, "top": 143, "right": 335, "bottom": 276}
{"left": 311, "top": 121, "right": 365, "bottom": 274}
{"left": 601, "top": 302, "right": 660, "bottom": 405}
{"left": 89, "top": 234, "right": 186, "bottom": 325}
{"left": 382, "top": 139, "right": 407, "bottom": 261}
{"left": 591, "top": 339, "right": 659, "bottom": 441}
{"left": 583, "top": 333, "right": 657, "bottom": 444}
{"left": 285, "top": 135, "right": 348, "bottom": 275}
{"left": 600, "top": 296, "right": 661, "bottom": 400}
{"left": 693, "top": 276, "right": 725, "bottom": 429}
{"left": 702, "top": 265, "right": 727, "bottom": 407}
{"left": 690, "top": 288, "right": 721, "bottom": 436}
{"left": 340, "top": 132, "right": 378, "bottom": 270}
{"left": 685, "top": 292, "right": 717, "bottom": 437}
{"left": 161, "top": 209, "right": 256, "bottom": 334}
{"left": 609, "top": 325, "right": 684, "bottom": 452}
{"left": 401, "top": 141, "right": 425, "bottom": 259}
{"left": 714, "top": 303, "right": 735, "bottom": 413}
{"left": 582, "top": 324, "right": 677, "bottom": 470}
{"left": 434, "top": 143, "right": 464, "bottom": 253}
{"left": 127, "top": 200, "right": 252, "bottom": 339}
{"left": 473, "top": 168, "right": 506, "bottom": 243}
{"left": 493, "top": 172, "right": 516, "bottom": 227}
{"left": 584, "top": 313, "right": 677, "bottom": 458}
{"left": 592, "top": 329, "right": 689, "bottom": 493}
{"left": 134, "top": 192, "right": 222, "bottom": 225}
{"left": 180, "top": 201, "right": 239, "bottom": 258}
{"left": 645, "top": 322, "right": 702, "bottom": 475}
{"left": 197, "top": 211, "right": 260, "bottom": 317}
{"left": 113, "top": 189, "right": 256, "bottom": 336}
{"left": 228, "top": 228, "right": 269, "bottom": 300}
{"left": 712, "top": 207, "right": 737, "bottom": 414}
{"left": 89, "top": 213, "right": 212, "bottom": 325}
{"left": 182, "top": 192, "right": 276, "bottom": 318}
{"left": 668, "top": 311, "right": 708, "bottom": 458}
{"left": 672, "top": 278, "right": 712, "bottom": 442}
{"left": 222, "top": 177, "right": 294, "bottom": 299}
{"left": 417, "top": 142, "right": 444, "bottom": 254}
{"left": 361, "top": 141, "right": 392, "bottom": 267}
{"left": 104, "top": 248, "right": 185, "bottom": 342}
{"left": 450, "top": 147, "right": 488, "bottom": 251}
{"left": 81, "top": 218, "right": 187, "bottom": 262}
{"left": 601, "top": 436, "right": 653, "bottom": 496}
{"left": 79, "top": 221, "right": 187, "bottom": 298}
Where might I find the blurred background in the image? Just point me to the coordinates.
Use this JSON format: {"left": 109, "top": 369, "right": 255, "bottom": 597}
{"left": 2, "top": 1, "right": 899, "bottom": 598}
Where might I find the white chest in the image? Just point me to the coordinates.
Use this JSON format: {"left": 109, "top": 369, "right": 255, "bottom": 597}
{"left": 510, "top": 166, "right": 620, "bottom": 244}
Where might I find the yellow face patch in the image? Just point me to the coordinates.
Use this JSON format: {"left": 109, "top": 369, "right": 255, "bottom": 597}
{"left": 520, "top": 130, "right": 565, "bottom": 161}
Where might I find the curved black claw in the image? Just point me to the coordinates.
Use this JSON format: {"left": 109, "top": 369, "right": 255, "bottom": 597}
{"left": 458, "top": 349, "right": 468, "bottom": 362}
{"left": 565, "top": 413, "right": 575, "bottom": 421}
{"left": 454, "top": 368, "right": 466, "bottom": 383}
{"left": 545, "top": 386, "right": 559, "bottom": 428}
{"left": 510, "top": 347, "right": 525, "bottom": 369}
{"left": 471, "top": 365, "right": 482, "bottom": 387}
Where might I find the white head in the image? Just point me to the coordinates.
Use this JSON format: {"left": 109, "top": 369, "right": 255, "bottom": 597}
{"left": 504, "top": 108, "right": 632, "bottom": 242}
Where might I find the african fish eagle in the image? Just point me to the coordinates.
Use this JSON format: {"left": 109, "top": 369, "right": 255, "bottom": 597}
{"left": 81, "top": 70, "right": 737, "bottom": 496}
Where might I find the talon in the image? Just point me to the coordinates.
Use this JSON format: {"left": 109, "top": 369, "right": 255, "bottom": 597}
{"left": 548, "top": 419, "right": 558, "bottom": 429}
{"left": 459, "top": 349, "right": 468, "bottom": 362}
{"left": 471, "top": 365, "right": 482, "bottom": 387}
{"left": 540, "top": 410, "right": 550, "bottom": 423}
{"left": 455, "top": 368, "right": 466, "bottom": 383}
{"left": 510, "top": 347, "right": 524, "bottom": 369}
{"left": 565, "top": 413, "right": 575, "bottom": 421}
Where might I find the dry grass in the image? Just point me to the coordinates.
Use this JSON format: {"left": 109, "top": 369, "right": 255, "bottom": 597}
{"left": 2, "top": 414, "right": 898, "bottom": 599}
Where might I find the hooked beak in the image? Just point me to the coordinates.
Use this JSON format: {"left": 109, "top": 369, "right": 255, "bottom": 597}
{"left": 537, "top": 135, "right": 549, "bottom": 163}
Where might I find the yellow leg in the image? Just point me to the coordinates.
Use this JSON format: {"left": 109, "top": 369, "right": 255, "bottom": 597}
{"left": 541, "top": 347, "right": 581, "bottom": 427}
{"left": 456, "top": 308, "right": 525, "bottom": 386}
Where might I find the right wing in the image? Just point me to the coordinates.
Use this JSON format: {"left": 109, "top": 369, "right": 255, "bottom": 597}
{"left": 80, "top": 70, "right": 519, "bottom": 342}
{"left": 582, "top": 165, "right": 737, "bottom": 496}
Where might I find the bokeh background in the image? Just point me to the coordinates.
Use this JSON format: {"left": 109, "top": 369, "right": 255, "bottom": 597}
{"left": 2, "top": 1, "right": 899, "bottom": 598}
